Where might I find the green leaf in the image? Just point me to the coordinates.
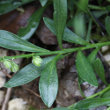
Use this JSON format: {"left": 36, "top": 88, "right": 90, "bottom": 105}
{"left": 86, "top": 19, "right": 92, "bottom": 41}
{"left": 93, "top": 58, "right": 108, "bottom": 85}
{"left": 78, "top": 76, "right": 84, "bottom": 84}
{"left": 53, "top": 107, "right": 68, "bottom": 110}
{"left": 105, "top": 16, "right": 110, "bottom": 36}
{"left": 76, "top": 0, "right": 88, "bottom": 12}
{"left": 5, "top": 63, "right": 39, "bottom": 88}
{"left": 68, "top": 0, "right": 74, "bottom": 11}
{"left": 39, "top": 0, "right": 48, "bottom": 6}
{"left": 39, "top": 57, "right": 58, "bottom": 107}
{"left": 0, "top": 30, "right": 48, "bottom": 52}
{"left": 53, "top": 0, "right": 67, "bottom": 48}
{"left": 4, "top": 56, "right": 55, "bottom": 88}
{"left": 0, "top": 0, "right": 35, "bottom": 15}
{"left": 101, "top": 89, "right": 110, "bottom": 98}
{"left": 93, "top": 11, "right": 108, "bottom": 18}
{"left": 87, "top": 48, "right": 99, "bottom": 64}
{"left": 18, "top": 7, "right": 45, "bottom": 40}
{"left": 106, "top": 5, "right": 110, "bottom": 12}
{"left": 73, "top": 13, "right": 86, "bottom": 39}
{"left": 76, "top": 51, "right": 98, "bottom": 86}
{"left": 43, "top": 17, "right": 88, "bottom": 45}
{"left": 73, "top": 98, "right": 110, "bottom": 109}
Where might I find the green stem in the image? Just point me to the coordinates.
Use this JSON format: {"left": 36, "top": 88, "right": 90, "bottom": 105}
{"left": 87, "top": 9, "right": 99, "bottom": 27}
{"left": 68, "top": 85, "right": 110, "bottom": 110}
{"left": 87, "top": 85, "right": 110, "bottom": 99}
{"left": 88, "top": 5, "right": 106, "bottom": 10}
{"left": 86, "top": 19, "right": 92, "bottom": 41}
{"left": 1, "top": 41, "right": 110, "bottom": 60}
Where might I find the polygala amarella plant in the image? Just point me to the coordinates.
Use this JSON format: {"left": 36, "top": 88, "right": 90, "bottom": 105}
{"left": 0, "top": 0, "right": 110, "bottom": 109}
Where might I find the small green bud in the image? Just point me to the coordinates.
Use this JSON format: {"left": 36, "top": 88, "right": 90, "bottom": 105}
{"left": 11, "top": 62, "right": 19, "bottom": 72}
{"left": 3, "top": 59, "right": 12, "bottom": 69}
{"left": 32, "top": 56, "right": 43, "bottom": 67}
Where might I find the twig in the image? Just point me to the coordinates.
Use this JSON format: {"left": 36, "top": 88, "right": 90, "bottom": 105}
{"left": 1, "top": 88, "right": 12, "bottom": 110}
{"left": 24, "top": 87, "right": 40, "bottom": 98}
{"left": 0, "top": 63, "right": 12, "bottom": 78}
{"left": 2, "top": 69, "right": 12, "bottom": 79}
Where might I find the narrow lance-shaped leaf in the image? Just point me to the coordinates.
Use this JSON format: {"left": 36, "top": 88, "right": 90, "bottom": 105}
{"left": 5, "top": 64, "right": 40, "bottom": 88}
{"left": 93, "top": 58, "right": 108, "bottom": 85}
{"left": 39, "top": 56, "right": 59, "bottom": 107}
{"left": 39, "top": 0, "right": 48, "bottom": 6}
{"left": 76, "top": 51, "right": 98, "bottom": 86}
{"left": 73, "top": 13, "right": 86, "bottom": 39}
{"left": 101, "top": 89, "right": 110, "bottom": 98}
{"left": 76, "top": 0, "right": 88, "bottom": 12}
{"left": 18, "top": 7, "right": 45, "bottom": 40}
{"left": 87, "top": 48, "right": 99, "bottom": 64}
{"left": 86, "top": 19, "right": 92, "bottom": 41}
{"left": 0, "top": 30, "right": 48, "bottom": 52}
{"left": 105, "top": 16, "right": 110, "bottom": 36}
{"left": 43, "top": 17, "right": 89, "bottom": 45}
{"left": 101, "top": 89, "right": 110, "bottom": 106}
{"left": 73, "top": 98, "right": 110, "bottom": 110}
{"left": 54, "top": 0, "right": 67, "bottom": 49}
{"left": 0, "top": 0, "right": 35, "bottom": 15}
{"left": 92, "top": 11, "right": 108, "bottom": 18}
{"left": 4, "top": 56, "right": 55, "bottom": 88}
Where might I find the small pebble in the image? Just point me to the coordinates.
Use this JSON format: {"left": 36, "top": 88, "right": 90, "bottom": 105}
{"left": 0, "top": 77, "right": 6, "bottom": 88}
{"left": 103, "top": 53, "right": 110, "bottom": 65}
{"left": 101, "top": 46, "right": 109, "bottom": 53}
{"left": 82, "top": 82, "right": 98, "bottom": 97}
{"left": 8, "top": 98, "right": 28, "bottom": 110}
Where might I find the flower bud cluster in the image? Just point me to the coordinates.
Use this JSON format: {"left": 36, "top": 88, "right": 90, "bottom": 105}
{"left": 32, "top": 56, "right": 43, "bottom": 67}
{"left": 3, "top": 59, "right": 19, "bottom": 72}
